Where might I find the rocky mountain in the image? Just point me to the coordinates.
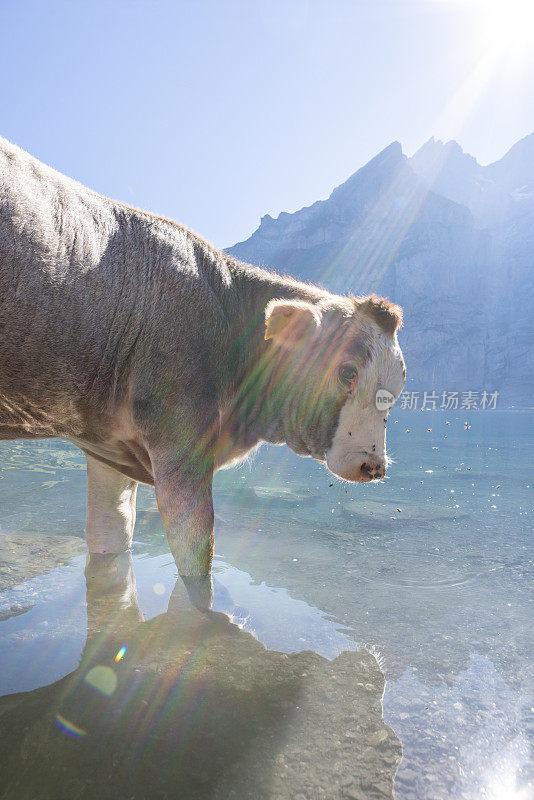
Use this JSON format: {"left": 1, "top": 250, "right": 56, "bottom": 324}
{"left": 227, "top": 135, "right": 534, "bottom": 406}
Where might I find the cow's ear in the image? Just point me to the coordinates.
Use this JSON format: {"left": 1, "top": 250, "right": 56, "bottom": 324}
{"left": 265, "top": 300, "right": 322, "bottom": 345}
{"left": 353, "top": 294, "right": 403, "bottom": 336}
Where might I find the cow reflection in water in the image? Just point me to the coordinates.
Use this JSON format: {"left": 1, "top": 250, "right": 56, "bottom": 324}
{"left": 0, "top": 554, "right": 401, "bottom": 800}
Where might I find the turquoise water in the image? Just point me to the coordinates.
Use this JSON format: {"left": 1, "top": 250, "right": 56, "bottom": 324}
{"left": 0, "top": 411, "right": 532, "bottom": 799}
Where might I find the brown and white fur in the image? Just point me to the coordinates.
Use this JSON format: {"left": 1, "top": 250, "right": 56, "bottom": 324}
{"left": 0, "top": 136, "right": 405, "bottom": 607}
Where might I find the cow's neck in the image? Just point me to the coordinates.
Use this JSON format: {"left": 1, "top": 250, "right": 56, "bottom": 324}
{"left": 218, "top": 260, "right": 327, "bottom": 447}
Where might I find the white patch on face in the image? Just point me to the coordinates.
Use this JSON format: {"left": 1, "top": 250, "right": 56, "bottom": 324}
{"left": 326, "top": 398, "right": 386, "bottom": 480}
{"left": 325, "top": 335, "right": 405, "bottom": 482}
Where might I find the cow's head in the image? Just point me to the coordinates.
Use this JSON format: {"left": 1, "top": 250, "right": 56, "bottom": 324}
{"left": 264, "top": 294, "right": 405, "bottom": 482}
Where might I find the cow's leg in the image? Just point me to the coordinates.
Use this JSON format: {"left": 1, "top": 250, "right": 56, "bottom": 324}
{"left": 153, "top": 464, "right": 215, "bottom": 610}
{"left": 135, "top": 381, "right": 219, "bottom": 610}
{"left": 85, "top": 455, "right": 138, "bottom": 554}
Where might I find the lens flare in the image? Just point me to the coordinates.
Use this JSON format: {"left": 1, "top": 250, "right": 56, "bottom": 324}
{"left": 55, "top": 713, "right": 86, "bottom": 738}
{"left": 84, "top": 665, "right": 117, "bottom": 696}
{"left": 115, "top": 645, "right": 128, "bottom": 662}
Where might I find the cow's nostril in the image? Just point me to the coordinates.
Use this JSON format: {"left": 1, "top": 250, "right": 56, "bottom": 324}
{"left": 364, "top": 462, "right": 385, "bottom": 480}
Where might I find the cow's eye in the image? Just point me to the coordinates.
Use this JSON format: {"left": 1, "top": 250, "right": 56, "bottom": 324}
{"left": 338, "top": 365, "right": 358, "bottom": 392}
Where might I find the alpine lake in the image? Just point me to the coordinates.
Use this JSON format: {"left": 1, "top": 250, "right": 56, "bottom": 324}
{"left": 0, "top": 410, "right": 532, "bottom": 800}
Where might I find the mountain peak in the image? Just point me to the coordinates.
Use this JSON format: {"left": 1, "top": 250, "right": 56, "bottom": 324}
{"left": 373, "top": 140, "right": 403, "bottom": 160}
{"left": 353, "top": 140, "right": 404, "bottom": 172}
{"left": 411, "top": 137, "right": 478, "bottom": 170}
{"left": 485, "top": 132, "right": 534, "bottom": 190}
{"left": 487, "top": 131, "right": 534, "bottom": 166}
{"left": 410, "top": 131, "right": 534, "bottom": 217}
{"left": 329, "top": 141, "right": 405, "bottom": 203}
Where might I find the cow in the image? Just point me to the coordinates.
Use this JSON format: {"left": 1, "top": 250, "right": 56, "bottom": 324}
{"left": 0, "top": 137, "right": 405, "bottom": 608}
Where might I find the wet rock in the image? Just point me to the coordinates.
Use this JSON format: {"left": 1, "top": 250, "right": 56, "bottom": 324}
{"left": 0, "top": 532, "right": 85, "bottom": 591}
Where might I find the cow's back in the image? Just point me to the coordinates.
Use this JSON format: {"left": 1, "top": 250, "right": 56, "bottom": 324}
{"left": 0, "top": 138, "right": 234, "bottom": 440}
{"left": 0, "top": 139, "right": 127, "bottom": 433}
{"left": 0, "top": 137, "right": 119, "bottom": 286}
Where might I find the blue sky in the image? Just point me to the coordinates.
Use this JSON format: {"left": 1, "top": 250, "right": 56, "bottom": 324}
{"left": 1, "top": 0, "right": 533, "bottom": 247}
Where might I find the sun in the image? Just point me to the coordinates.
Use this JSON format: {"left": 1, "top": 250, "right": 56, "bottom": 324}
{"left": 482, "top": 0, "right": 534, "bottom": 53}
{"left": 427, "top": 0, "right": 533, "bottom": 143}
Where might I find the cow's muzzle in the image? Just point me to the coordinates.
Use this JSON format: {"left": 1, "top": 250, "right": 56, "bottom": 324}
{"left": 326, "top": 456, "right": 387, "bottom": 483}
